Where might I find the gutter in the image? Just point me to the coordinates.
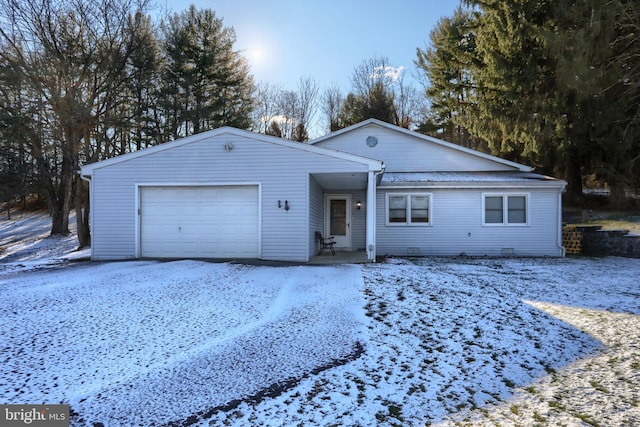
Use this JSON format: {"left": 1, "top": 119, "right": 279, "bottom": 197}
{"left": 367, "top": 164, "right": 385, "bottom": 262}
{"left": 558, "top": 185, "right": 567, "bottom": 257}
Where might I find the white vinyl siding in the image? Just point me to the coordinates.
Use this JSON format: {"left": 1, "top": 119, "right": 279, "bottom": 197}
{"left": 482, "top": 194, "right": 529, "bottom": 226}
{"left": 88, "top": 132, "right": 372, "bottom": 262}
{"left": 377, "top": 188, "right": 563, "bottom": 257}
{"left": 386, "top": 193, "right": 432, "bottom": 226}
{"left": 315, "top": 125, "right": 518, "bottom": 173}
{"left": 350, "top": 190, "right": 367, "bottom": 250}
{"left": 308, "top": 175, "right": 324, "bottom": 257}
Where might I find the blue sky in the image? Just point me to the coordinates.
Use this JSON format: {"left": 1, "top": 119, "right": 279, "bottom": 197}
{"left": 163, "top": 0, "right": 462, "bottom": 92}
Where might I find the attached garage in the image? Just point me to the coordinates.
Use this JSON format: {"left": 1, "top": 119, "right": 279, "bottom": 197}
{"left": 79, "top": 126, "right": 382, "bottom": 262}
{"left": 139, "top": 185, "right": 259, "bottom": 258}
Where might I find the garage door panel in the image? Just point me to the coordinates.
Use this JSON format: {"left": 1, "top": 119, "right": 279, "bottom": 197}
{"left": 140, "top": 186, "right": 259, "bottom": 258}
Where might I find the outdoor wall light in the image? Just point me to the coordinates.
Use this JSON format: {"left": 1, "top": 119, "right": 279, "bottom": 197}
{"left": 356, "top": 200, "right": 362, "bottom": 210}
{"left": 224, "top": 143, "right": 233, "bottom": 151}
{"left": 278, "top": 200, "right": 290, "bottom": 211}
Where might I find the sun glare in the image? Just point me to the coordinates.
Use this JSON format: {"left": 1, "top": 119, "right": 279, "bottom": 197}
{"left": 247, "top": 46, "right": 265, "bottom": 64}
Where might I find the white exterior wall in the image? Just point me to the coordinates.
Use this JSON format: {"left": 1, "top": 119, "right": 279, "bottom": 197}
{"left": 89, "top": 132, "right": 371, "bottom": 262}
{"left": 376, "top": 187, "right": 564, "bottom": 257}
{"left": 308, "top": 175, "right": 324, "bottom": 256}
{"left": 315, "top": 124, "right": 517, "bottom": 173}
{"left": 348, "top": 189, "right": 367, "bottom": 251}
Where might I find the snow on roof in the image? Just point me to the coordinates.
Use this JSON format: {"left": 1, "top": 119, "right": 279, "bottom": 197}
{"left": 381, "top": 171, "right": 565, "bottom": 186}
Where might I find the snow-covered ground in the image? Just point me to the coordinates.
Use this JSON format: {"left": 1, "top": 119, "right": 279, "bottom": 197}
{"left": 0, "top": 210, "right": 89, "bottom": 273}
{"left": 1, "top": 212, "right": 639, "bottom": 426}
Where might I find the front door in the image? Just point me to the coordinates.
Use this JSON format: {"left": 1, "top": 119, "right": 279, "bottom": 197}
{"left": 325, "top": 195, "right": 351, "bottom": 250}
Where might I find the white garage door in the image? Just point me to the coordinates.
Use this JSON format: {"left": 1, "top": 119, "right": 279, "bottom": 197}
{"left": 140, "top": 186, "right": 259, "bottom": 258}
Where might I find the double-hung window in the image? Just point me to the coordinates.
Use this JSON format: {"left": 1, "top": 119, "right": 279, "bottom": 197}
{"left": 386, "top": 193, "right": 432, "bottom": 225}
{"left": 483, "top": 194, "right": 528, "bottom": 225}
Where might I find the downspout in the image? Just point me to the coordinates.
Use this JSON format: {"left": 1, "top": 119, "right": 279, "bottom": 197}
{"left": 367, "top": 165, "right": 385, "bottom": 262}
{"left": 558, "top": 184, "right": 567, "bottom": 257}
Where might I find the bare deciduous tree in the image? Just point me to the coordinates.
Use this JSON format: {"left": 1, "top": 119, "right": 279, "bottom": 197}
{"left": 251, "top": 77, "right": 319, "bottom": 141}
{"left": 321, "top": 83, "right": 344, "bottom": 132}
{"left": 0, "top": 0, "right": 151, "bottom": 245}
{"left": 250, "top": 82, "right": 282, "bottom": 134}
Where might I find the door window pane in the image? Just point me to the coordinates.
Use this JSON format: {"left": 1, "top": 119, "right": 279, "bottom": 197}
{"left": 388, "top": 196, "right": 407, "bottom": 223}
{"left": 330, "top": 199, "right": 346, "bottom": 235}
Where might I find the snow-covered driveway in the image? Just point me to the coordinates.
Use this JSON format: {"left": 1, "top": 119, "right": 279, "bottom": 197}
{"left": 1, "top": 254, "right": 639, "bottom": 426}
{"left": 0, "top": 261, "right": 365, "bottom": 426}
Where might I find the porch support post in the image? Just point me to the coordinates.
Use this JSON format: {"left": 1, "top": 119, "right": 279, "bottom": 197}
{"left": 366, "top": 170, "right": 376, "bottom": 262}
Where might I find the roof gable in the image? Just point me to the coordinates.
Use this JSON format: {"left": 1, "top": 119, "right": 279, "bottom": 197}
{"left": 81, "top": 126, "right": 383, "bottom": 175}
{"left": 311, "top": 119, "right": 533, "bottom": 173}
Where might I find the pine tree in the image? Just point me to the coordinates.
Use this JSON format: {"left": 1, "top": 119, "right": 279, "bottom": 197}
{"left": 415, "top": 7, "right": 481, "bottom": 147}
{"left": 161, "top": 6, "right": 254, "bottom": 138}
{"left": 420, "top": 0, "right": 639, "bottom": 204}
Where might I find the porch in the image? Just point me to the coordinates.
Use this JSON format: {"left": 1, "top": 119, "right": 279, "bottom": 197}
{"left": 308, "top": 251, "right": 369, "bottom": 264}
{"left": 309, "top": 171, "right": 381, "bottom": 263}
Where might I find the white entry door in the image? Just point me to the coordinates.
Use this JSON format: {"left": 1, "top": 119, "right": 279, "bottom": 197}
{"left": 325, "top": 195, "right": 351, "bottom": 250}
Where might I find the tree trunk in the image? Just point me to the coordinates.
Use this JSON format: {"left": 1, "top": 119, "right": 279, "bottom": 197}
{"left": 49, "top": 152, "right": 74, "bottom": 236}
{"left": 50, "top": 206, "right": 68, "bottom": 235}
{"left": 609, "top": 183, "right": 627, "bottom": 209}
{"left": 75, "top": 174, "right": 91, "bottom": 248}
{"left": 564, "top": 147, "right": 584, "bottom": 206}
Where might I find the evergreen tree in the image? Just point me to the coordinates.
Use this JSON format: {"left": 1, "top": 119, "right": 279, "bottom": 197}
{"left": 162, "top": 6, "right": 254, "bottom": 138}
{"left": 547, "top": 0, "right": 639, "bottom": 205}
{"left": 415, "top": 7, "right": 482, "bottom": 148}
{"left": 126, "top": 12, "right": 165, "bottom": 151}
{"left": 419, "top": 0, "right": 639, "bottom": 205}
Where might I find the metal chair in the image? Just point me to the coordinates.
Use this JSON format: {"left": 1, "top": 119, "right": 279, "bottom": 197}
{"left": 315, "top": 231, "right": 336, "bottom": 255}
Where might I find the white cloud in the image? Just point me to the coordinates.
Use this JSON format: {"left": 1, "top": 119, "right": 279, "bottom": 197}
{"left": 261, "top": 114, "right": 296, "bottom": 125}
{"left": 371, "top": 65, "right": 406, "bottom": 81}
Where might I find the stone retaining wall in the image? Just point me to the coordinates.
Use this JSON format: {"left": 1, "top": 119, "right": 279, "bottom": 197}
{"left": 564, "top": 226, "right": 640, "bottom": 258}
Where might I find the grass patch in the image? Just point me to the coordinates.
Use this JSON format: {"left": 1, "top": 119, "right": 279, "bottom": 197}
{"left": 376, "top": 401, "right": 404, "bottom": 425}
{"left": 571, "top": 411, "right": 602, "bottom": 427}
{"left": 590, "top": 381, "right": 610, "bottom": 394}
{"left": 548, "top": 400, "right": 566, "bottom": 411}
{"left": 533, "top": 411, "right": 547, "bottom": 423}
{"left": 502, "top": 378, "right": 515, "bottom": 388}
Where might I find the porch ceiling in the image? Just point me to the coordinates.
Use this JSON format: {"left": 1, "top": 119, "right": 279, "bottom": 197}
{"left": 311, "top": 172, "right": 368, "bottom": 190}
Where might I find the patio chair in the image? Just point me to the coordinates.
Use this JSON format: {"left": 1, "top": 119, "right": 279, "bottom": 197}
{"left": 315, "top": 231, "right": 336, "bottom": 256}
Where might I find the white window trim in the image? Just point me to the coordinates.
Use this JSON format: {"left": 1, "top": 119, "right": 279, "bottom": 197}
{"left": 482, "top": 193, "right": 530, "bottom": 226}
{"left": 385, "top": 193, "right": 433, "bottom": 226}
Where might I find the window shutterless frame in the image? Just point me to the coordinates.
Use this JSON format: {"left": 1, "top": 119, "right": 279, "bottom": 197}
{"left": 385, "top": 193, "right": 433, "bottom": 226}
{"left": 482, "top": 193, "right": 529, "bottom": 226}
